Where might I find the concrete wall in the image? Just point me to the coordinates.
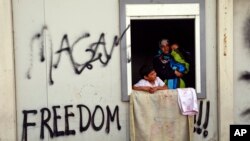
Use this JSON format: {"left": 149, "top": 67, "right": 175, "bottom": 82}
{"left": 0, "top": 0, "right": 16, "bottom": 141}
{"left": 234, "top": 0, "right": 250, "bottom": 123}
{"left": 217, "top": 0, "right": 234, "bottom": 140}
{"left": 12, "top": 0, "right": 129, "bottom": 141}
{"left": 194, "top": 0, "right": 218, "bottom": 140}
{"left": 0, "top": 0, "right": 218, "bottom": 140}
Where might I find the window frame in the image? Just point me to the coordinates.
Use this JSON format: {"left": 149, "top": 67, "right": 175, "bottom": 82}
{"left": 119, "top": 0, "right": 206, "bottom": 101}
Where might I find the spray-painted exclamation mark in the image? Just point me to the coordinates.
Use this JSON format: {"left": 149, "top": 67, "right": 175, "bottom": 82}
{"left": 202, "top": 101, "right": 210, "bottom": 137}
{"left": 193, "top": 114, "right": 197, "bottom": 132}
{"left": 196, "top": 101, "right": 203, "bottom": 134}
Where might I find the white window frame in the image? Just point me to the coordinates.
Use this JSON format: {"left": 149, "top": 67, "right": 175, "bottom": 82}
{"left": 120, "top": 1, "right": 206, "bottom": 101}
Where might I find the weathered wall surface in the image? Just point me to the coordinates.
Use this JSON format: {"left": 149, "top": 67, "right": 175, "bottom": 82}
{"left": 193, "top": 0, "right": 218, "bottom": 140}
{"left": 234, "top": 0, "right": 250, "bottom": 123}
{"left": 0, "top": 0, "right": 16, "bottom": 141}
{"left": 12, "top": 0, "right": 128, "bottom": 141}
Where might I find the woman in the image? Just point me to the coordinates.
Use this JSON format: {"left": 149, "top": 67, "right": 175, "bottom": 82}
{"left": 153, "top": 39, "right": 185, "bottom": 89}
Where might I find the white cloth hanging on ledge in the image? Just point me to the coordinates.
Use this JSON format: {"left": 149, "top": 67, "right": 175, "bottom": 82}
{"left": 177, "top": 88, "right": 199, "bottom": 116}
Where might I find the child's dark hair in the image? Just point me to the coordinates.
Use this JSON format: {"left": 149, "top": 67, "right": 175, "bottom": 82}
{"left": 139, "top": 64, "right": 154, "bottom": 78}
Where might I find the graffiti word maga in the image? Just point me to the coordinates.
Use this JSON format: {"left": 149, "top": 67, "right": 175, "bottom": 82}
{"left": 22, "top": 104, "right": 121, "bottom": 141}
{"left": 27, "top": 25, "right": 129, "bottom": 85}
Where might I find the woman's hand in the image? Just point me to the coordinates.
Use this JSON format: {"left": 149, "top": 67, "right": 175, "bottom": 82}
{"left": 174, "top": 70, "right": 183, "bottom": 77}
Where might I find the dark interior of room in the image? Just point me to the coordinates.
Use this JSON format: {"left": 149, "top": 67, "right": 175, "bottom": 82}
{"left": 130, "top": 19, "right": 196, "bottom": 88}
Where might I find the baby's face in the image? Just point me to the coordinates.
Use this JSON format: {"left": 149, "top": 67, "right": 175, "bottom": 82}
{"left": 171, "top": 44, "right": 178, "bottom": 50}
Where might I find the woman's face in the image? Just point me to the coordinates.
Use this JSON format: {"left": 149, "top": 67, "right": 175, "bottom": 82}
{"left": 160, "top": 43, "right": 170, "bottom": 54}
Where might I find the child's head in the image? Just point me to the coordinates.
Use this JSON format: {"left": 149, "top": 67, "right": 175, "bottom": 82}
{"left": 139, "top": 65, "right": 157, "bottom": 82}
{"left": 159, "top": 39, "right": 170, "bottom": 54}
{"left": 171, "top": 43, "right": 179, "bottom": 50}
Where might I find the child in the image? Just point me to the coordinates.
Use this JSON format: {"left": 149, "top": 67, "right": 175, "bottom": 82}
{"left": 133, "top": 65, "right": 167, "bottom": 94}
{"left": 171, "top": 42, "right": 190, "bottom": 88}
{"left": 171, "top": 43, "right": 190, "bottom": 74}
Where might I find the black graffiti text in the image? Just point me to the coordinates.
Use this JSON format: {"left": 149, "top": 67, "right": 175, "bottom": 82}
{"left": 193, "top": 100, "right": 210, "bottom": 138}
{"left": 27, "top": 25, "right": 130, "bottom": 85}
{"left": 22, "top": 104, "right": 121, "bottom": 141}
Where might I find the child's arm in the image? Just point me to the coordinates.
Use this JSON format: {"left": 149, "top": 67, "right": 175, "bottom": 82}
{"left": 149, "top": 85, "right": 167, "bottom": 93}
{"left": 156, "top": 85, "right": 168, "bottom": 90}
{"left": 132, "top": 86, "right": 152, "bottom": 93}
{"left": 150, "top": 77, "right": 168, "bottom": 93}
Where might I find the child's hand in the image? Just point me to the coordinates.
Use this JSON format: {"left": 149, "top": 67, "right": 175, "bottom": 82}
{"left": 149, "top": 87, "right": 157, "bottom": 93}
{"left": 142, "top": 86, "right": 151, "bottom": 92}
